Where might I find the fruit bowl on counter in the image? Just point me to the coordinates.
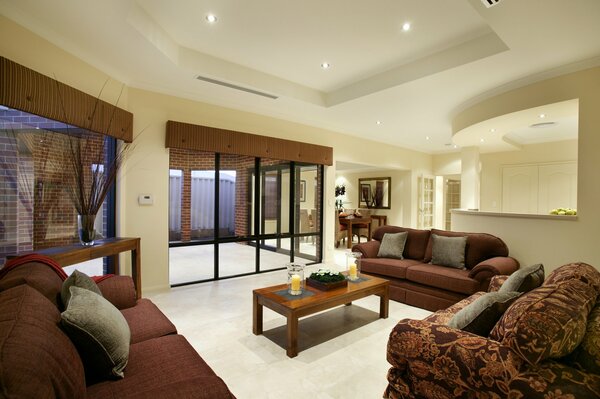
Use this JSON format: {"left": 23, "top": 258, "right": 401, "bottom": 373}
{"left": 550, "top": 207, "right": 577, "bottom": 216}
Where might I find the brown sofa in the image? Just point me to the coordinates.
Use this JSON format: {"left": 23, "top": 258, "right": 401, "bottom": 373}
{"left": 0, "top": 259, "right": 235, "bottom": 398}
{"left": 384, "top": 262, "right": 600, "bottom": 398}
{"left": 352, "top": 226, "right": 519, "bottom": 311}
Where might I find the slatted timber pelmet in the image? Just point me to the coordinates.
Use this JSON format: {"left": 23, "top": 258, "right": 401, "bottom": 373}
{"left": 0, "top": 56, "right": 133, "bottom": 142}
{"left": 166, "top": 120, "right": 333, "bottom": 165}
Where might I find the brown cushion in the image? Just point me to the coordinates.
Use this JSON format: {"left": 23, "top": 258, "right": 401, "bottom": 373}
{"left": 372, "top": 226, "right": 430, "bottom": 260}
{"left": 448, "top": 291, "right": 521, "bottom": 336}
{"left": 97, "top": 275, "right": 137, "bottom": 310}
{"left": 424, "top": 229, "right": 509, "bottom": 269}
{"left": 0, "top": 261, "right": 64, "bottom": 307}
{"left": 361, "top": 258, "right": 422, "bottom": 279}
{"left": 121, "top": 298, "right": 178, "bottom": 344}
{"left": 564, "top": 304, "right": 600, "bottom": 374}
{"left": 405, "top": 264, "right": 480, "bottom": 295}
{"left": 490, "top": 280, "right": 597, "bottom": 365}
{"left": 87, "top": 335, "right": 235, "bottom": 399}
{"left": 0, "top": 285, "right": 86, "bottom": 398}
{"left": 545, "top": 262, "right": 600, "bottom": 292}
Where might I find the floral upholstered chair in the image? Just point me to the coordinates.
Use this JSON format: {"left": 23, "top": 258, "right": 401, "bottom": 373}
{"left": 384, "top": 262, "right": 600, "bottom": 398}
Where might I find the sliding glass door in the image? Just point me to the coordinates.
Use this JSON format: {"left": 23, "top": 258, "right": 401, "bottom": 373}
{"left": 168, "top": 149, "right": 323, "bottom": 286}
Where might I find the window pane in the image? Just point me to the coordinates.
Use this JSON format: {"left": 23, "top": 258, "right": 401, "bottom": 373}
{"left": 260, "top": 238, "right": 291, "bottom": 271}
{"left": 191, "top": 170, "right": 215, "bottom": 240}
{"left": 169, "top": 169, "right": 183, "bottom": 241}
{"left": 219, "top": 241, "right": 255, "bottom": 277}
{"left": 0, "top": 106, "right": 112, "bottom": 267}
{"left": 221, "top": 154, "right": 254, "bottom": 238}
{"left": 169, "top": 244, "right": 214, "bottom": 284}
{"left": 295, "top": 164, "right": 321, "bottom": 262}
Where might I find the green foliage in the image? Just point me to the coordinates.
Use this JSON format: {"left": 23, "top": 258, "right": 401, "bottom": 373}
{"left": 309, "top": 269, "right": 345, "bottom": 283}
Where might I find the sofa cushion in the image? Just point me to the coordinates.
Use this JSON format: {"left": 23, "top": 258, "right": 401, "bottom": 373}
{"left": 448, "top": 291, "right": 521, "bottom": 336}
{"left": 424, "top": 229, "right": 509, "bottom": 269}
{"left": 97, "top": 275, "right": 138, "bottom": 310}
{"left": 405, "top": 264, "right": 480, "bottom": 295}
{"left": 121, "top": 298, "right": 178, "bottom": 344}
{"left": 61, "top": 269, "right": 103, "bottom": 308}
{"left": 0, "top": 261, "right": 64, "bottom": 307}
{"left": 372, "top": 226, "right": 430, "bottom": 260}
{"left": 563, "top": 304, "right": 600, "bottom": 375}
{"left": 425, "top": 291, "right": 486, "bottom": 324}
{"left": 545, "top": 262, "right": 600, "bottom": 292}
{"left": 0, "top": 285, "right": 86, "bottom": 398}
{"left": 61, "top": 286, "right": 131, "bottom": 380}
{"left": 377, "top": 232, "right": 408, "bottom": 259}
{"left": 361, "top": 258, "right": 422, "bottom": 280}
{"left": 490, "top": 280, "right": 597, "bottom": 365}
{"left": 87, "top": 335, "right": 235, "bottom": 399}
{"left": 430, "top": 234, "right": 467, "bottom": 269}
{"left": 499, "top": 263, "right": 544, "bottom": 293}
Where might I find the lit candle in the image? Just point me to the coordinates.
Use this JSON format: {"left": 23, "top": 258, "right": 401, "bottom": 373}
{"left": 349, "top": 263, "right": 357, "bottom": 280}
{"left": 290, "top": 274, "right": 301, "bottom": 292}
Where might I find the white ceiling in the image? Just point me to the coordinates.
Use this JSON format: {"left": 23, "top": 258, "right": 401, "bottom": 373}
{"left": 1, "top": 0, "right": 599, "bottom": 154}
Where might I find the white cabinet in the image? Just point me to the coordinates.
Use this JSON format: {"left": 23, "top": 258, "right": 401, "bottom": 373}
{"left": 501, "top": 162, "right": 577, "bottom": 214}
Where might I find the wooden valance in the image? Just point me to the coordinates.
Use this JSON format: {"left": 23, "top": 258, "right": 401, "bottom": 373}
{"left": 166, "top": 120, "right": 333, "bottom": 165}
{"left": 0, "top": 56, "right": 133, "bottom": 142}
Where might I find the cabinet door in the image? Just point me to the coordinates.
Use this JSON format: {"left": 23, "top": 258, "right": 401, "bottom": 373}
{"left": 502, "top": 166, "right": 539, "bottom": 213}
{"left": 538, "top": 162, "right": 577, "bottom": 213}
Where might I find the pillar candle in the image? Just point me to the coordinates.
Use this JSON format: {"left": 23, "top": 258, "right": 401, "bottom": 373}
{"left": 349, "top": 263, "right": 357, "bottom": 279}
{"left": 290, "top": 274, "right": 301, "bottom": 291}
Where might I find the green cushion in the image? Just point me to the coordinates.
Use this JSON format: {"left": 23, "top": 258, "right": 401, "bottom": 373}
{"left": 431, "top": 234, "right": 467, "bottom": 269}
{"left": 61, "top": 269, "right": 103, "bottom": 309}
{"left": 448, "top": 291, "right": 521, "bottom": 336}
{"left": 60, "top": 286, "right": 130, "bottom": 379}
{"left": 377, "top": 232, "right": 408, "bottom": 259}
{"left": 499, "top": 263, "right": 545, "bottom": 293}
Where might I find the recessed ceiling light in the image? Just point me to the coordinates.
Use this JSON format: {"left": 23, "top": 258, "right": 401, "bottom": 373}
{"left": 480, "top": 138, "right": 485, "bottom": 143}
{"left": 321, "top": 62, "right": 331, "bottom": 69}
{"left": 425, "top": 136, "right": 430, "bottom": 140}
{"left": 453, "top": 144, "right": 458, "bottom": 149}
{"left": 376, "top": 120, "right": 382, "bottom": 125}
{"left": 490, "top": 128, "right": 496, "bottom": 133}
{"left": 206, "top": 14, "right": 217, "bottom": 23}
{"left": 402, "top": 22, "right": 411, "bottom": 32}
{"left": 539, "top": 113, "right": 546, "bottom": 119}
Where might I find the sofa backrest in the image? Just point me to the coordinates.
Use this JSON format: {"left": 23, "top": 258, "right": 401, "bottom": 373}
{"left": 0, "top": 261, "right": 64, "bottom": 307}
{"left": 372, "top": 226, "right": 430, "bottom": 260}
{"left": 0, "top": 284, "right": 86, "bottom": 398}
{"left": 424, "top": 229, "right": 509, "bottom": 269}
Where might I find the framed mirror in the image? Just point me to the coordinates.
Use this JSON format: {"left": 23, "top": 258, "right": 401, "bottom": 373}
{"left": 358, "top": 177, "right": 391, "bottom": 209}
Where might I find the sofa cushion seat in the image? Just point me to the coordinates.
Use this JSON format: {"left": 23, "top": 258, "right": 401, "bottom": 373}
{"left": 87, "top": 334, "right": 235, "bottom": 399}
{"left": 405, "top": 264, "right": 480, "bottom": 295}
{"left": 0, "top": 285, "right": 86, "bottom": 399}
{"left": 361, "top": 258, "right": 422, "bottom": 279}
{"left": 121, "top": 298, "right": 178, "bottom": 344}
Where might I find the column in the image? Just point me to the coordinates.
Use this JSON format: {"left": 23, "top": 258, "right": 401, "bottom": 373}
{"left": 460, "top": 147, "right": 480, "bottom": 210}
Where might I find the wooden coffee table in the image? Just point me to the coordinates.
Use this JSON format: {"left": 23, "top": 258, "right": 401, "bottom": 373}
{"left": 252, "top": 274, "right": 389, "bottom": 357}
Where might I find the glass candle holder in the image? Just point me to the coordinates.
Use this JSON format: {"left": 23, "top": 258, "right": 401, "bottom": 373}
{"left": 286, "top": 263, "right": 305, "bottom": 295}
{"left": 346, "top": 252, "right": 362, "bottom": 281}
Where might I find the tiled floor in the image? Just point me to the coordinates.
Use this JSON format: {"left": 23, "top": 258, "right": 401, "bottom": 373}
{"left": 149, "top": 256, "right": 431, "bottom": 399}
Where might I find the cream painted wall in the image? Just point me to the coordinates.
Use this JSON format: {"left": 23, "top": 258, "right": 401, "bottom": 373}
{"left": 452, "top": 67, "right": 600, "bottom": 274}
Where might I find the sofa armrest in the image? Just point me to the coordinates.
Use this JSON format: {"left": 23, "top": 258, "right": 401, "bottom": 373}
{"left": 468, "top": 256, "right": 520, "bottom": 283}
{"left": 351, "top": 240, "right": 380, "bottom": 258}
{"left": 96, "top": 275, "right": 137, "bottom": 310}
{"left": 385, "top": 319, "right": 524, "bottom": 398}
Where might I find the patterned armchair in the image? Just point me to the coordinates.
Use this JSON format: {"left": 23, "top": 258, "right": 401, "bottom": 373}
{"left": 385, "top": 263, "right": 600, "bottom": 398}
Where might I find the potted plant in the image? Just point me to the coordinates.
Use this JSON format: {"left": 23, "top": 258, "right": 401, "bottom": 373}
{"left": 306, "top": 268, "right": 348, "bottom": 290}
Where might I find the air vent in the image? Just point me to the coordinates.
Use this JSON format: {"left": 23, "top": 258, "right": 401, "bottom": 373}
{"left": 195, "top": 76, "right": 278, "bottom": 99}
{"left": 481, "top": 0, "right": 502, "bottom": 8}
{"left": 530, "top": 122, "right": 557, "bottom": 129}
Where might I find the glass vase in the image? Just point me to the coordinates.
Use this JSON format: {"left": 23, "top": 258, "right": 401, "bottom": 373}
{"left": 286, "top": 263, "right": 305, "bottom": 295}
{"left": 346, "top": 252, "right": 362, "bottom": 281}
{"left": 77, "top": 214, "right": 97, "bottom": 246}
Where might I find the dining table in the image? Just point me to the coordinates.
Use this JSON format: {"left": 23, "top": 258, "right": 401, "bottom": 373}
{"left": 338, "top": 216, "right": 372, "bottom": 249}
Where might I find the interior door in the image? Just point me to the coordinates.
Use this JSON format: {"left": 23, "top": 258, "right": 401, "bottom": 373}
{"left": 418, "top": 175, "right": 435, "bottom": 229}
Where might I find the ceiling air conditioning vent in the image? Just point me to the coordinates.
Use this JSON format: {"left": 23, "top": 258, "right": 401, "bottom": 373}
{"left": 195, "top": 75, "right": 278, "bottom": 99}
{"left": 529, "top": 122, "right": 557, "bottom": 129}
{"left": 481, "top": 0, "right": 502, "bottom": 8}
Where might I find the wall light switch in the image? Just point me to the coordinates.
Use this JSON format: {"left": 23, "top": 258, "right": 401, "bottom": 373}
{"left": 138, "top": 194, "right": 154, "bottom": 205}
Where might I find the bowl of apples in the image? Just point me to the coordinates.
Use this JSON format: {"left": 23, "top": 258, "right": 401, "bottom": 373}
{"left": 549, "top": 207, "right": 577, "bottom": 216}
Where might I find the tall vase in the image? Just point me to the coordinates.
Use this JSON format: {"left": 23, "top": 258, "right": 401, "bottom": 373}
{"left": 77, "top": 214, "right": 96, "bottom": 246}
